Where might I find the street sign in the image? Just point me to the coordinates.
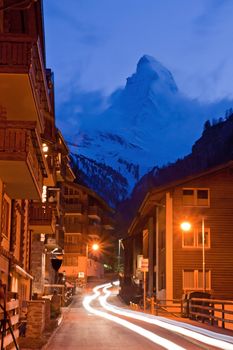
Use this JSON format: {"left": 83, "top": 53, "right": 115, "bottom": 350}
{"left": 141, "top": 258, "right": 148, "bottom": 272}
{"left": 137, "top": 255, "right": 143, "bottom": 269}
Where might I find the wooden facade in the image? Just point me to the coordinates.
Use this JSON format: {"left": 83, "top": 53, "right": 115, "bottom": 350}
{"left": 0, "top": 0, "right": 49, "bottom": 312}
{"left": 126, "top": 162, "right": 233, "bottom": 301}
{"left": 0, "top": 0, "right": 74, "bottom": 312}
{"left": 61, "top": 181, "right": 115, "bottom": 283}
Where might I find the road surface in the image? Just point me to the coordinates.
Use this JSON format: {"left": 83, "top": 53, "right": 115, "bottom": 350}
{"left": 45, "top": 282, "right": 233, "bottom": 350}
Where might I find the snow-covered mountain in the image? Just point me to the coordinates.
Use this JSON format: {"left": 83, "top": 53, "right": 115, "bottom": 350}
{"left": 70, "top": 55, "right": 233, "bottom": 197}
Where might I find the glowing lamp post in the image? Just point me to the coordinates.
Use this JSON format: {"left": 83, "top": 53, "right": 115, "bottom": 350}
{"left": 86, "top": 242, "right": 100, "bottom": 282}
{"left": 180, "top": 221, "right": 192, "bottom": 232}
{"left": 180, "top": 218, "right": 206, "bottom": 292}
{"left": 92, "top": 243, "right": 100, "bottom": 252}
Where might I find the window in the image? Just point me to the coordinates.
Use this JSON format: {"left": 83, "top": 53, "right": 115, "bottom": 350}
{"left": 2, "top": 196, "right": 11, "bottom": 238}
{"left": 182, "top": 188, "right": 209, "bottom": 207}
{"left": 183, "top": 269, "right": 211, "bottom": 290}
{"left": 67, "top": 235, "right": 72, "bottom": 243}
{"left": 182, "top": 228, "right": 210, "bottom": 248}
{"left": 72, "top": 257, "right": 78, "bottom": 265}
{"left": 63, "top": 256, "right": 73, "bottom": 266}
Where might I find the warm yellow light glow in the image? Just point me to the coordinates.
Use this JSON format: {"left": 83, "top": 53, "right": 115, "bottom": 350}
{"left": 42, "top": 143, "right": 49, "bottom": 153}
{"left": 92, "top": 243, "right": 99, "bottom": 251}
{"left": 180, "top": 221, "right": 191, "bottom": 231}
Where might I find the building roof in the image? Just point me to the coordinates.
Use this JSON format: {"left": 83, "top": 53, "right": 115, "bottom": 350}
{"left": 64, "top": 181, "right": 114, "bottom": 213}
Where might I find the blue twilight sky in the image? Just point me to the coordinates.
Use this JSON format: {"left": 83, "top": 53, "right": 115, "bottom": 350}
{"left": 43, "top": 0, "right": 233, "bottom": 125}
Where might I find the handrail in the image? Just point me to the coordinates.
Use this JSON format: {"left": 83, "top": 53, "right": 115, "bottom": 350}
{"left": 130, "top": 295, "right": 233, "bottom": 330}
{"left": 189, "top": 297, "right": 233, "bottom": 329}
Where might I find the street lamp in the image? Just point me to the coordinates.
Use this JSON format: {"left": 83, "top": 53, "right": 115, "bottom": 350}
{"left": 180, "top": 217, "right": 206, "bottom": 292}
{"left": 92, "top": 243, "right": 100, "bottom": 252}
{"left": 86, "top": 242, "right": 100, "bottom": 282}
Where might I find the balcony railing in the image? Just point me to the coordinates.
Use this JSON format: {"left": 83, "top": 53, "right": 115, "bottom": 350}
{"left": 63, "top": 202, "right": 83, "bottom": 214}
{"left": 29, "top": 203, "right": 56, "bottom": 234}
{"left": 88, "top": 206, "right": 103, "bottom": 221}
{"left": 44, "top": 154, "right": 57, "bottom": 187}
{"left": 0, "top": 120, "right": 47, "bottom": 199}
{"left": 88, "top": 224, "right": 102, "bottom": 237}
{"left": 64, "top": 244, "right": 86, "bottom": 254}
{"left": 0, "top": 34, "right": 51, "bottom": 130}
{"left": 64, "top": 223, "right": 83, "bottom": 234}
{"left": 102, "top": 215, "right": 115, "bottom": 230}
{"left": 56, "top": 156, "right": 75, "bottom": 182}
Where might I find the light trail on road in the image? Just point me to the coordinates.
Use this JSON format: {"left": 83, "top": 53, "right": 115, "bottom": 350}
{"left": 99, "top": 283, "right": 233, "bottom": 350}
{"left": 83, "top": 283, "right": 186, "bottom": 350}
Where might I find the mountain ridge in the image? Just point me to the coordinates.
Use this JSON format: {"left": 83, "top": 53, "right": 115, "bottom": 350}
{"left": 115, "top": 110, "right": 233, "bottom": 237}
{"left": 68, "top": 55, "right": 233, "bottom": 202}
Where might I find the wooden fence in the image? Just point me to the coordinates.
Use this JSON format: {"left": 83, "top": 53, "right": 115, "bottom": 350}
{"left": 0, "top": 299, "right": 19, "bottom": 350}
{"left": 130, "top": 296, "right": 233, "bottom": 330}
{"left": 189, "top": 298, "right": 233, "bottom": 330}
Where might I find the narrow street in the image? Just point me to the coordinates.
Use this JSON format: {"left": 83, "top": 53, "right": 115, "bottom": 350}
{"left": 45, "top": 282, "right": 233, "bottom": 350}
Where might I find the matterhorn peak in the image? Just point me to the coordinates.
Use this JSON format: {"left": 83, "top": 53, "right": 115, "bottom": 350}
{"left": 135, "top": 54, "right": 178, "bottom": 93}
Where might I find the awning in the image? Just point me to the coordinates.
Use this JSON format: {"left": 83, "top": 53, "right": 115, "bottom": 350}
{"left": 14, "top": 265, "right": 34, "bottom": 280}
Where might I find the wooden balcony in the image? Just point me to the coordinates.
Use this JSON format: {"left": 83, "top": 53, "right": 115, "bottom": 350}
{"left": 63, "top": 202, "right": 83, "bottom": 215}
{"left": 0, "top": 35, "right": 51, "bottom": 132}
{"left": 88, "top": 224, "right": 102, "bottom": 238}
{"left": 102, "top": 215, "right": 115, "bottom": 230}
{"left": 65, "top": 223, "right": 83, "bottom": 234}
{"left": 88, "top": 206, "right": 103, "bottom": 221}
{"left": 0, "top": 120, "right": 47, "bottom": 199}
{"left": 64, "top": 243, "right": 86, "bottom": 254}
{"left": 44, "top": 154, "right": 57, "bottom": 187}
{"left": 29, "top": 203, "right": 56, "bottom": 234}
{"left": 56, "top": 157, "right": 75, "bottom": 182}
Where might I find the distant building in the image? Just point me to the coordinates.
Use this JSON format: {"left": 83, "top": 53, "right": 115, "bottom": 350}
{"left": 61, "top": 181, "right": 115, "bottom": 284}
{"left": 125, "top": 161, "right": 233, "bottom": 301}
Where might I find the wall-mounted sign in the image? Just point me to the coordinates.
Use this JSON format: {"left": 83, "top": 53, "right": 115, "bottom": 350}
{"left": 141, "top": 258, "right": 149, "bottom": 272}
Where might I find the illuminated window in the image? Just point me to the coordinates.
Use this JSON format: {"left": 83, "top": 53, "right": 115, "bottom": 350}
{"left": 183, "top": 269, "right": 211, "bottom": 290}
{"left": 182, "top": 188, "right": 209, "bottom": 207}
{"left": 42, "top": 185, "right": 47, "bottom": 203}
{"left": 182, "top": 228, "right": 210, "bottom": 248}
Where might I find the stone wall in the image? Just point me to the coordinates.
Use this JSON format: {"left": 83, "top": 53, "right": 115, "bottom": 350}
{"left": 30, "top": 234, "right": 45, "bottom": 295}
{"left": 26, "top": 300, "right": 49, "bottom": 338}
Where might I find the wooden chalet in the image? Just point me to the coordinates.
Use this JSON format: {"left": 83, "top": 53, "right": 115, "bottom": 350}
{"left": 0, "top": 0, "right": 75, "bottom": 311}
{"left": 125, "top": 161, "right": 233, "bottom": 302}
{"left": 61, "top": 181, "right": 115, "bottom": 283}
